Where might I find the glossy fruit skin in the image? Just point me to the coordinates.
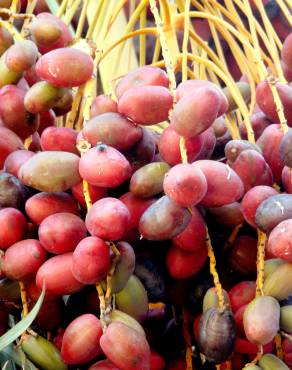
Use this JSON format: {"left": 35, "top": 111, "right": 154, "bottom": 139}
{"left": 228, "top": 281, "right": 256, "bottom": 313}
{"left": 61, "top": 314, "right": 103, "bottom": 365}
{"left": 41, "top": 127, "right": 78, "bottom": 154}
{"left": 25, "top": 191, "right": 79, "bottom": 225}
{"left": 36, "top": 48, "right": 94, "bottom": 88}
{"left": 150, "top": 351, "right": 166, "bottom": 370}
{"left": 255, "top": 194, "right": 292, "bottom": 233}
{"left": 241, "top": 185, "right": 278, "bottom": 228}
{"left": 166, "top": 244, "right": 208, "bottom": 279}
{"left": 86, "top": 197, "right": 130, "bottom": 241}
{"left": 280, "top": 305, "right": 292, "bottom": 333}
{"left": 208, "top": 202, "right": 244, "bottom": 227}
{"left": 170, "top": 86, "right": 221, "bottom": 138}
{"left": 19, "top": 151, "right": 81, "bottom": 192}
{"left": 118, "top": 85, "right": 172, "bottom": 125}
{"left": 5, "top": 40, "right": 38, "bottom": 73}
{"left": 36, "top": 253, "right": 84, "bottom": 295}
{"left": 139, "top": 196, "right": 191, "bottom": 241}
{"left": 163, "top": 164, "right": 207, "bottom": 207}
{"left": 198, "top": 307, "right": 236, "bottom": 364}
{"left": 72, "top": 236, "right": 110, "bottom": 284}
{"left": 263, "top": 263, "right": 292, "bottom": 301}
{"left": 82, "top": 112, "right": 142, "bottom": 152}
{"left": 0, "top": 208, "right": 27, "bottom": 249}
{"left": 243, "top": 295, "right": 280, "bottom": 345}
{"left": 0, "top": 127, "right": 24, "bottom": 167}
{"left": 2, "top": 239, "right": 47, "bottom": 280}
{"left": 29, "top": 16, "right": 62, "bottom": 46}
{"left": 267, "top": 219, "right": 292, "bottom": 262}
{"left": 229, "top": 236, "right": 257, "bottom": 275}
{"left": 39, "top": 212, "right": 87, "bottom": 254}
{"left": 4, "top": 149, "right": 35, "bottom": 177}
{"left": 130, "top": 162, "right": 170, "bottom": 198}
{"left": 115, "top": 66, "right": 169, "bottom": 99}
{"left": 100, "top": 321, "right": 151, "bottom": 370}
{"left": 282, "top": 166, "right": 292, "bottom": 193}
{"left": 192, "top": 160, "right": 244, "bottom": 207}
{"left": 172, "top": 207, "right": 206, "bottom": 252}
{"left": 90, "top": 94, "right": 118, "bottom": 117}
{"left": 0, "top": 85, "right": 39, "bottom": 139}
{"left": 158, "top": 126, "right": 202, "bottom": 165}
{"left": 79, "top": 144, "right": 131, "bottom": 188}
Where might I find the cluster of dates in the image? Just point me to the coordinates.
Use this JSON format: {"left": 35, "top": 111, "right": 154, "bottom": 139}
{"left": 0, "top": 1, "right": 292, "bottom": 369}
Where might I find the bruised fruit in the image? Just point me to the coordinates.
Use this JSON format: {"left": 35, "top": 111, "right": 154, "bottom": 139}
{"left": 243, "top": 295, "right": 280, "bottom": 345}
{"left": 198, "top": 307, "right": 236, "bottom": 364}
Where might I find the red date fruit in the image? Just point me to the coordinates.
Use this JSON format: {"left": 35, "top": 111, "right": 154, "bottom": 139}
{"left": 163, "top": 163, "right": 207, "bottom": 207}
{"left": 5, "top": 40, "right": 38, "bottom": 73}
{"left": 192, "top": 160, "right": 244, "bottom": 207}
{"left": 2, "top": 239, "right": 47, "bottom": 280}
{"left": 282, "top": 166, "right": 292, "bottom": 193}
{"left": 229, "top": 236, "right": 257, "bottom": 275}
{"left": 228, "top": 281, "right": 256, "bottom": 313}
{"left": 282, "top": 33, "right": 292, "bottom": 70}
{"left": 241, "top": 185, "right": 278, "bottom": 228}
{"left": 79, "top": 143, "right": 131, "bottom": 188}
{"left": 39, "top": 212, "right": 87, "bottom": 254}
{"left": 4, "top": 149, "right": 35, "bottom": 177}
{"left": 36, "top": 253, "right": 84, "bottom": 295}
{"left": 61, "top": 314, "right": 103, "bottom": 365}
{"left": 267, "top": 219, "right": 292, "bottom": 262}
{"left": 158, "top": 126, "right": 202, "bottom": 165}
{"left": 89, "top": 360, "right": 119, "bottom": 370}
{"left": 41, "top": 127, "right": 78, "bottom": 154}
{"left": 72, "top": 236, "right": 110, "bottom": 284}
{"left": 25, "top": 192, "right": 79, "bottom": 225}
{"left": 118, "top": 85, "right": 172, "bottom": 125}
{"left": 195, "top": 127, "right": 216, "bottom": 160}
{"left": 72, "top": 181, "right": 107, "bottom": 207}
{"left": 166, "top": 244, "right": 208, "bottom": 279}
{"left": 0, "top": 127, "right": 24, "bottom": 167}
{"left": 0, "top": 208, "right": 27, "bottom": 249}
{"left": 35, "top": 48, "right": 94, "bottom": 88}
{"left": 90, "top": 94, "right": 118, "bottom": 117}
{"left": 100, "top": 321, "right": 151, "bottom": 370}
{"left": 86, "top": 197, "right": 130, "bottom": 241}
{"left": 207, "top": 202, "right": 244, "bottom": 228}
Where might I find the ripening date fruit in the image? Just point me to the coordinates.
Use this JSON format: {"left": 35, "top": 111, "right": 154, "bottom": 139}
{"left": 100, "top": 321, "right": 151, "bottom": 370}
{"left": 139, "top": 196, "right": 191, "bottom": 240}
{"left": 79, "top": 143, "right": 131, "bottom": 188}
{"left": 118, "top": 85, "right": 173, "bottom": 125}
{"left": 207, "top": 202, "right": 244, "bottom": 228}
{"left": 72, "top": 181, "right": 107, "bottom": 207}
{"left": 0, "top": 127, "right": 24, "bottom": 167}
{"left": 39, "top": 212, "right": 87, "bottom": 254}
{"left": 90, "top": 94, "right": 118, "bottom": 117}
{"left": 282, "top": 33, "right": 292, "bottom": 70}
{"left": 5, "top": 40, "right": 38, "bottom": 73}
{"left": 158, "top": 126, "right": 202, "bottom": 165}
{"left": 115, "top": 65, "right": 169, "bottom": 99}
{"left": 282, "top": 166, "right": 292, "bottom": 193}
{"left": 35, "top": 48, "right": 94, "bottom": 88}
{"left": 195, "top": 127, "right": 216, "bottom": 160}
{"left": 0, "top": 172, "right": 29, "bottom": 210}
{"left": 61, "top": 314, "right": 103, "bottom": 365}
{"left": 53, "top": 88, "right": 73, "bottom": 116}
{"left": 163, "top": 163, "right": 207, "bottom": 207}
{"left": 2, "top": 239, "right": 47, "bottom": 281}
{"left": 0, "top": 26, "right": 13, "bottom": 56}
{"left": 86, "top": 197, "right": 130, "bottom": 241}
{"left": 71, "top": 236, "right": 110, "bottom": 284}
{"left": 89, "top": 360, "right": 120, "bottom": 370}
{"left": 25, "top": 191, "right": 79, "bottom": 225}
{"left": 0, "top": 208, "right": 27, "bottom": 249}
{"left": 228, "top": 281, "right": 256, "bottom": 313}
{"left": 36, "top": 252, "right": 84, "bottom": 295}
{"left": 40, "top": 126, "right": 78, "bottom": 154}
{"left": 4, "top": 150, "right": 35, "bottom": 177}
{"left": 267, "top": 219, "right": 292, "bottom": 262}
{"left": 229, "top": 235, "right": 257, "bottom": 275}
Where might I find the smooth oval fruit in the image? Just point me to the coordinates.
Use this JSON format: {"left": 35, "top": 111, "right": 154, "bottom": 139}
{"left": 22, "top": 334, "right": 67, "bottom": 370}
{"left": 82, "top": 112, "right": 142, "bottom": 152}
{"left": 267, "top": 219, "right": 292, "bottom": 262}
{"left": 207, "top": 202, "right": 244, "bottom": 228}
{"left": 86, "top": 197, "right": 130, "bottom": 241}
{"left": 243, "top": 296, "right": 280, "bottom": 345}
{"left": 19, "top": 151, "right": 81, "bottom": 192}
{"left": 116, "top": 275, "right": 148, "bottom": 322}
{"left": 264, "top": 258, "right": 285, "bottom": 279}
{"left": 280, "top": 305, "right": 292, "bottom": 333}
{"left": 30, "top": 17, "right": 62, "bottom": 46}
{"left": 198, "top": 307, "right": 236, "bottom": 364}
{"left": 111, "top": 309, "right": 146, "bottom": 337}
{"left": 0, "top": 208, "right": 27, "bottom": 249}
{"left": 61, "top": 314, "right": 103, "bottom": 365}
{"left": 72, "top": 236, "right": 110, "bottom": 284}
{"left": 5, "top": 40, "right": 38, "bottom": 72}
{"left": 36, "top": 253, "right": 84, "bottom": 296}
{"left": 263, "top": 262, "right": 292, "bottom": 300}
{"left": 39, "top": 212, "right": 87, "bottom": 254}
{"left": 0, "top": 26, "right": 13, "bottom": 56}
{"left": 202, "top": 287, "right": 231, "bottom": 312}
{"left": 0, "top": 52, "right": 22, "bottom": 87}
{"left": 2, "top": 239, "right": 47, "bottom": 280}
{"left": 282, "top": 166, "right": 292, "bottom": 193}
{"left": 36, "top": 48, "right": 94, "bottom": 88}
{"left": 79, "top": 144, "right": 131, "bottom": 188}
{"left": 89, "top": 360, "right": 119, "bottom": 370}
{"left": 4, "top": 149, "right": 35, "bottom": 177}
{"left": 229, "top": 281, "right": 256, "bottom": 313}
{"left": 0, "top": 127, "right": 24, "bottom": 167}
{"left": 130, "top": 162, "right": 170, "bottom": 198}
{"left": 100, "top": 321, "right": 151, "bottom": 370}
{"left": 163, "top": 163, "right": 207, "bottom": 207}
{"left": 282, "top": 33, "right": 292, "bottom": 70}
{"left": 259, "top": 353, "right": 289, "bottom": 370}
{"left": 279, "top": 128, "right": 292, "bottom": 168}
{"left": 229, "top": 235, "right": 257, "bottom": 275}
{"left": 90, "top": 94, "right": 118, "bottom": 117}
{"left": 255, "top": 194, "right": 292, "bottom": 233}
{"left": 192, "top": 160, "right": 244, "bottom": 207}
{"left": 0, "top": 172, "right": 29, "bottom": 210}
{"left": 139, "top": 196, "right": 191, "bottom": 240}
{"left": 25, "top": 191, "right": 79, "bottom": 225}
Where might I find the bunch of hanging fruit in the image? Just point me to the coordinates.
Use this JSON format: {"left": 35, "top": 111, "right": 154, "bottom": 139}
{"left": 0, "top": 0, "right": 291, "bottom": 369}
